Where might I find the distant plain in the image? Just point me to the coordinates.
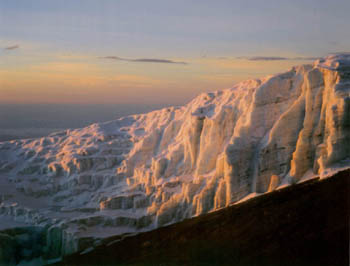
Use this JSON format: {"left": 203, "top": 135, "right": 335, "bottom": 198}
{"left": 0, "top": 103, "right": 170, "bottom": 141}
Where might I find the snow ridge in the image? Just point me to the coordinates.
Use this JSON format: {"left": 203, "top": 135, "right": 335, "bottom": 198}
{"left": 0, "top": 53, "right": 349, "bottom": 261}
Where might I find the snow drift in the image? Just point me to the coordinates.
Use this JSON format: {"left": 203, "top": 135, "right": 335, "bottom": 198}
{"left": 0, "top": 53, "right": 349, "bottom": 262}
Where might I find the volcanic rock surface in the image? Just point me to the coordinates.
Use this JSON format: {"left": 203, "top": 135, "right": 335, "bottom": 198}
{"left": 0, "top": 53, "right": 349, "bottom": 263}
{"left": 60, "top": 169, "right": 350, "bottom": 266}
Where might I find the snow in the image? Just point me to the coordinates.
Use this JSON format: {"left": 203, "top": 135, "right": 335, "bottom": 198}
{"left": 233, "top": 192, "right": 262, "bottom": 205}
{"left": 0, "top": 53, "right": 349, "bottom": 261}
{"left": 315, "top": 53, "right": 350, "bottom": 70}
{"left": 79, "top": 247, "right": 94, "bottom": 255}
{"left": 0, "top": 215, "right": 27, "bottom": 230}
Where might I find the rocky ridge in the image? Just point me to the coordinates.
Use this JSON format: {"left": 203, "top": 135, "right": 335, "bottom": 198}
{"left": 0, "top": 53, "right": 349, "bottom": 263}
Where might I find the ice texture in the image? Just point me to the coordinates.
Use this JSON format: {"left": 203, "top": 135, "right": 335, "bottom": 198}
{"left": 0, "top": 53, "right": 349, "bottom": 261}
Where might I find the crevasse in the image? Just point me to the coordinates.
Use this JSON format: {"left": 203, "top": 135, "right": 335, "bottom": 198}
{"left": 0, "top": 53, "right": 349, "bottom": 261}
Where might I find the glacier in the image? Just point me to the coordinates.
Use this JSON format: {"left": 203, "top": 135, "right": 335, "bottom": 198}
{"left": 0, "top": 53, "right": 349, "bottom": 263}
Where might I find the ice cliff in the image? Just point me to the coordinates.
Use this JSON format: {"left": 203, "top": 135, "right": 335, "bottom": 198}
{"left": 0, "top": 53, "right": 349, "bottom": 262}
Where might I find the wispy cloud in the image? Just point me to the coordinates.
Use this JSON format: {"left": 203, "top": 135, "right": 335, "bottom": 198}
{"left": 292, "top": 56, "right": 320, "bottom": 61}
{"left": 238, "top": 55, "right": 320, "bottom": 61}
{"left": 4, "top": 45, "right": 19, "bottom": 50}
{"left": 100, "top": 56, "right": 188, "bottom": 65}
{"left": 247, "top": 56, "right": 289, "bottom": 61}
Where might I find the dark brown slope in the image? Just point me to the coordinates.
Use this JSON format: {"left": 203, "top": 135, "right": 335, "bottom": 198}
{"left": 59, "top": 169, "right": 350, "bottom": 266}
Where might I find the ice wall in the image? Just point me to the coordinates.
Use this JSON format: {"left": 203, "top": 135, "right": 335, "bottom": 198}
{"left": 0, "top": 53, "right": 349, "bottom": 260}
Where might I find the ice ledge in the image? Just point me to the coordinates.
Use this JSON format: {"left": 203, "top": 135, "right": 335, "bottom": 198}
{"left": 314, "top": 53, "right": 350, "bottom": 70}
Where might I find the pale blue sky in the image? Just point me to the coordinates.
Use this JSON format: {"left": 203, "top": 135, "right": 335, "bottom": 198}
{"left": 0, "top": 0, "right": 349, "bottom": 104}
{"left": 2, "top": 0, "right": 349, "bottom": 57}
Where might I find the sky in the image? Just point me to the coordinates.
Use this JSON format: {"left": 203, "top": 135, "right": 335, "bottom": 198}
{"left": 1, "top": 0, "right": 350, "bottom": 105}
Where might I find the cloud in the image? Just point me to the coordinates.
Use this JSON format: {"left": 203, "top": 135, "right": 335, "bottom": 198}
{"left": 292, "top": 56, "right": 320, "bottom": 60}
{"left": 4, "top": 45, "right": 19, "bottom": 50}
{"left": 100, "top": 56, "right": 187, "bottom": 65}
{"left": 100, "top": 56, "right": 124, "bottom": 60}
{"left": 238, "top": 55, "right": 320, "bottom": 61}
{"left": 248, "top": 56, "right": 289, "bottom": 61}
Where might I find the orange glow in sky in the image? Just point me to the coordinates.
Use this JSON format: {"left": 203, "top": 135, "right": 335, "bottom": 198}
{"left": 0, "top": 53, "right": 317, "bottom": 105}
{"left": 1, "top": 0, "right": 349, "bottom": 105}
